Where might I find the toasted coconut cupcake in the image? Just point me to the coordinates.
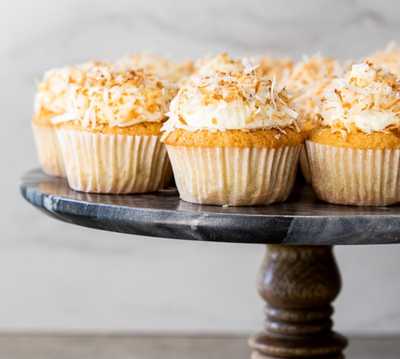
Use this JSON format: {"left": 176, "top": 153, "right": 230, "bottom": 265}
{"left": 33, "top": 62, "right": 102, "bottom": 176}
{"left": 286, "top": 55, "right": 342, "bottom": 182}
{"left": 366, "top": 42, "right": 400, "bottom": 76}
{"left": 52, "top": 64, "right": 176, "bottom": 193}
{"left": 116, "top": 53, "right": 194, "bottom": 87}
{"left": 161, "top": 54, "right": 303, "bottom": 206}
{"left": 307, "top": 62, "right": 400, "bottom": 206}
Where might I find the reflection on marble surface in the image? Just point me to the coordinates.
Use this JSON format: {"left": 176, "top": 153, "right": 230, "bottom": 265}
{"left": 21, "top": 169, "right": 400, "bottom": 245}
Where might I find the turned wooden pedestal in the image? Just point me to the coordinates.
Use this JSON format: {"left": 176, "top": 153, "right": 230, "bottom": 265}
{"left": 250, "top": 246, "right": 347, "bottom": 359}
{"left": 21, "top": 169, "right": 400, "bottom": 359}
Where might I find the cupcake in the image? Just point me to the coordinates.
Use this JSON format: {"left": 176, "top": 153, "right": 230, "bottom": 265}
{"left": 52, "top": 64, "right": 176, "bottom": 193}
{"left": 33, "top": 63, "right": 98, "bottom": 176}
{"left": 307, "top": 61, "right": 400, "bottom": 206}
{"left": 286, "top": 55, "right": 342, "bottom": 182}
{"left": 161, "top": 54, "right": 303, "bottom": 206}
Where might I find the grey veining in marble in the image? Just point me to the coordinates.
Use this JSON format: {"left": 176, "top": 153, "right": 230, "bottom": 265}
{"left": 21, "top": 169, "right": 400, "bottom": 245}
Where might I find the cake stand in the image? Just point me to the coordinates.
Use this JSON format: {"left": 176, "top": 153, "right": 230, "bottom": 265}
{"left": 20, "top": 169, "right": 400, "bottom": 359}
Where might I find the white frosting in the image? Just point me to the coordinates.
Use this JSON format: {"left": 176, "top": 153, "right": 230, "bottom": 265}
{"left": 163, "top": 96, "right": 296, "bottom": 132}
{"left": 350, "top": 111, "right": 398, "bottom": 133}
{"left": 163, "top": 55, "right": 299, "bottom": 133}
{"left": 321, "top": 62, "right": 400, "bottom": 133}
{"left": 34, "top": 62, "right": 97, "bottom": 117}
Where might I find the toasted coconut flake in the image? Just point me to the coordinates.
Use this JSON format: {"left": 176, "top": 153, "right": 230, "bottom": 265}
{"left": 286, "top": 55, "right": 343, "bottom": 129}
{"left": 52, "top": 66, "right": 176, "bottom": 128}
{"left": 366, "top": 42, "right": 400, "bottom": 76}
{"left": 115, "top": 53, "right": 194, "bottom": 87}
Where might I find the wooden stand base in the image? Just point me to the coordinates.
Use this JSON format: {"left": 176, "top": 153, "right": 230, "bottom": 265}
{"left": 249, "top": 245, "right": 348, "bottom": 359}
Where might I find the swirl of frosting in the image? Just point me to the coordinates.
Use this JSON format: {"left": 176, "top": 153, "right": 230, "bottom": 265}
{"left": 162, "top": 55, "right": 299, "bottom": 133}
{"left": 320, "top": 62, "right": 400, "bottom": 133}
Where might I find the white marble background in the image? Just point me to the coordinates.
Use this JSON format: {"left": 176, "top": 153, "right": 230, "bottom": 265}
{"left": 1, "top": 0, "right": 400, "bottom": 334}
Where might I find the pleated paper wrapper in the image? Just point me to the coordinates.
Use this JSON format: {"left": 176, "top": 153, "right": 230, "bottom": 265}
{"left": 299, "top": 145, "right": 311, "bottom": 183}
{"left": 166, "top": 145, "right": 301, "bottom": 206}
{"left": 57, "top": 129, "right": 172, "bottom": 193}
{"left": 32, "top": 123, "right": 66, "bottom": 177}
{"left": 306, "top": 141, "right": 400, "bottom": 206}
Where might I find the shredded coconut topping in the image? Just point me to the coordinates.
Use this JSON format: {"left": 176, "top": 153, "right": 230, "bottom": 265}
{"left": 115, "top": 53, "right": 194, "bottom": 86}
{"left": 320, "top": 61, "right": 400, "bottom": 133}
{"left": 286, "top": 55, "right": 342, "bottom": 126}
{"left": 253, "top": 56, "right": 294, "bottom": 85}
{"left": 194, "top": 53, "right": 246, "bottom": 76}
{"left": 366, "top": 42, "right": 400, "bottom": 76}
{"left": 34, "top": 61, "right": 109, "bottom": 117}
{"left": 162, "top": 54, "right": 299, "bottom": 133}
{"left": 51, "top": 65, "right": 176, "bottom": 128}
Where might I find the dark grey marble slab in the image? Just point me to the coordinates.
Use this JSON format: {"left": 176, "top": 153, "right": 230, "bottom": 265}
{"left": 20, "top": 169, "right": 400, "bottom": 245}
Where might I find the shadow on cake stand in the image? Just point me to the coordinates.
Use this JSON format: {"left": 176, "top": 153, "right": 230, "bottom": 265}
{"left": 21, "top": 169, "right": 400, "bottom": 359}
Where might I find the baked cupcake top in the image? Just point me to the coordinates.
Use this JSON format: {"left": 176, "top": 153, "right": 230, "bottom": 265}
{"left": 34, "top": 61, "right": 105, "bottom": 121}
{"left": 162, "top": 55, "right": 299, "bottom": 133}
{"left": 116, "top": 53, "right": 194, "bottom": 86}
{"left": 286, "top": 55, "right": 342, "bottom": 123}
{"left": 320, "top": 62, "right": 400, "bottom": 134}
{"left": 51, "top": 64, "right": 176, "bottom": 128}
{"left": 366, "top": 43, "right": 400, "bottom": 76}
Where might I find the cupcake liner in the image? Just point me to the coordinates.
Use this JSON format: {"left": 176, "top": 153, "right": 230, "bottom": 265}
{"left": 166, "top": 145, "right": 301, "bottom": 206}
{"left": 299, "top": 145, "right": 311, "bottom": 183}
{"left": 32, "top": 123, "right": 66, "bottom": 177}
{"left": 57, "top": 128, "right": 171, "bottom": 193}
{"left": 306, "top": 141, "right": 400, "bottom": 206}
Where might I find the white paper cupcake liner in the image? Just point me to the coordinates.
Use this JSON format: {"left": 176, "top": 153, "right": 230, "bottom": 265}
{"left": 306, "top": 141, "right": 400, "bottom": 206}
{"left": 32, "top": 123, "right": 66, "bottom": 177}
{"left": 299, "top": 145, "right": 311, "bottom": 183}
{"left": 166, "top": 145, "right": 301, "bottom": 206}
{"left": 57, "top": 128, "right": 171, "bottom": 193}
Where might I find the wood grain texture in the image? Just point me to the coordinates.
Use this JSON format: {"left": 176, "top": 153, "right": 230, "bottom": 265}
{"left": 249, "top": 246, "right": 347, "bottom": 359}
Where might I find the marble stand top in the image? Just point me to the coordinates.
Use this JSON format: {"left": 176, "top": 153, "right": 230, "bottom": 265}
{"left": 20, "top": 169, "right": 400, "bottom": 245}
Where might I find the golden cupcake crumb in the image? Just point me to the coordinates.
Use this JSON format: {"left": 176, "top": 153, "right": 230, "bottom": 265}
{"left": 310, "top": 126, "right": 400, "bottom": 149}
{"left": 163, "top": 128, "right": 304, "bottom": 148}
